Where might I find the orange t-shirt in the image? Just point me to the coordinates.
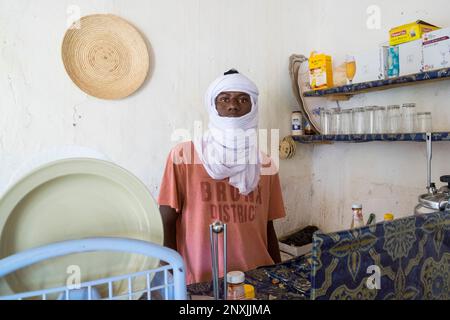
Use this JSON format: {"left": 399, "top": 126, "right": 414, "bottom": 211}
{"left": 157, "top": 141, "right": 286, "bottom": 285}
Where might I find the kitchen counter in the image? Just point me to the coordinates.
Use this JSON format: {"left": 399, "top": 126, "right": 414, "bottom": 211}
{"left": 187, "top": 253, "right": 312, "bottom": 300}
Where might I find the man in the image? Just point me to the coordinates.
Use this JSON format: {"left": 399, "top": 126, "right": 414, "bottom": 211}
{"left": 158, "top": 69, "right": 285, "bottom": 285}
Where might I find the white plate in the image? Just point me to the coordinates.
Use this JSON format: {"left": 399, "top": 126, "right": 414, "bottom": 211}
{"left": 0, "top": 158, "right": 163, "bottom": 298}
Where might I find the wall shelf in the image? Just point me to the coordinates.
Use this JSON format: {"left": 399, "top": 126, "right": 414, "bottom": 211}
{"left": 303, "top": 68, "right": 450, "bottom": 100}
{"left": 293, "top": 132, "right": 450, "bottom": 144}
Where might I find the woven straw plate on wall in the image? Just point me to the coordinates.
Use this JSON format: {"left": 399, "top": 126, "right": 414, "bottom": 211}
{"left": 62, "top": 14, "right": 149, "bottom": 100}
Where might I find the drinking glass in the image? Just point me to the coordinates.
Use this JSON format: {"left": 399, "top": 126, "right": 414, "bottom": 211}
{"left": 416, "top": 112, "right": 432, "bottom": 133}
{"left": 374, "top": 106, "right": 386, "bottom": 134}
{"left": 364, "top": 106, "right": 376, "bottom": 134}
{"left": 345, "top": 55, "right": 356, "bottom": 85}
{"left": 341, "top": 109, "right": 353, "bottom": 134}
{"left": 401, "top": 103, "right": 416, "bottom": 133}
{"left": 352, "top": 107, "right": 365, "bottom": 134}
{"left": 331, "top": 108, "right": 341, "bottom": 135}
{"left": 386, "top": 105, "right": 401, "bottom": 134}
{"left": 320, "top": 108, "right": 332, "bottom": 135}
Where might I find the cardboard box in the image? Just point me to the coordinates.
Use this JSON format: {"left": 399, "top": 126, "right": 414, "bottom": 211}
{"left": 309, "top": 52, "right": 333, "bottom": 90}
{"left": 398, "top": 39, "right": 424, "bottom": 76}
{"left": 423, "top": 27, "right": 450, "bottom": 71}
{"left": 389, "top": 20, "right": 439, "bottom": 46}
{"left": 379, "top": 44, "right": 390, "bottom": 79}
{"left": 352, "top": 48, "right": 390, "bottom": 83}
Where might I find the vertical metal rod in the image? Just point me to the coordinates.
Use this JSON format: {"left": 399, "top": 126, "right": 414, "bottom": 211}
{"left": 88, "top": 286, "right": 92, "bottom": 300}
{"left": 146, "top": 273, "right": 151, "bottom": 300}
{"left": 128, "top": 277, "right": 132, "bottom": 300}
{"left": 209, "top": 225, "right": 218, "bottom": 300}
{"left": 108, "top": 281, "right": 113, "bottom": 300}
{"left": 213, "top": 234, "right": 219, "bottom": 299}
{"left": 426, "top": 132, "right": 432, "bottom": 192}
{"left": 223, "top": 224, "right": 227, "bottom": 301}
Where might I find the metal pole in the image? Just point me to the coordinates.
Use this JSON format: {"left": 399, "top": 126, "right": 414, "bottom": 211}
{"left": 426, "top": 132, "right": 433, "bottom": 193}
{"left": 210, "top": 221, "right": 227, "bottom": 300}
{"left": 209, "top": 225, "right": 219, "bottom": 300}
{"left": 223, "top": 224, "right": 227, "bottom": 300}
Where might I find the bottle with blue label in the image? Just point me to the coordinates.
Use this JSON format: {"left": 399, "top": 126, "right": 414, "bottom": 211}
{"left": 292, "top": 111, "right": 304, "bottom": 136}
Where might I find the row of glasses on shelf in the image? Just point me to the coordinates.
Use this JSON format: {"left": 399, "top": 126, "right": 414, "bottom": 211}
{"left": 320, "top": 103, "right": 432, "bottom": 135}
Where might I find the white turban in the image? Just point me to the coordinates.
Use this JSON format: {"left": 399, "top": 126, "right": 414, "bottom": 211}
{"left": 195, "top": 71, "right": 261, "bottom": 195}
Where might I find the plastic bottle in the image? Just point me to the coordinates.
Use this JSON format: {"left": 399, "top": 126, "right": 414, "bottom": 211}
{"left": 227, "top": 271, "right": 245, "bottom": 300}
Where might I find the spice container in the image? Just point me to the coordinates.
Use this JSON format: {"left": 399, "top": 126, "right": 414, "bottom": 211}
{"left": 351, "top": 204, "right": 365, "bottom": 229}
{"left": 291, "top": 111, "right": 304, "bottom": 136}
{"left": 227, "top": 271, "right": 246, "bottom": 300}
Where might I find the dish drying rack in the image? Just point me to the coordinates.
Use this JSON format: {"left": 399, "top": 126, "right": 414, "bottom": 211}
{"left": 0, "top": 237, "right": 187, "bottom": 300}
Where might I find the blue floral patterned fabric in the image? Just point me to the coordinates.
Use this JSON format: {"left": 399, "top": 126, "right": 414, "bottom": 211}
{"left": 311, "top": 211, "right": 450, "bottom": 300}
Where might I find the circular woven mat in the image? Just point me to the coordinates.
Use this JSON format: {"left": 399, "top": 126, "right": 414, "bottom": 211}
{"left": 62, "top": 14, "right": 149, "bottom": 99}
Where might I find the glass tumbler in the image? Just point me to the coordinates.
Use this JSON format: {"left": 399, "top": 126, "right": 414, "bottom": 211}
{"left": 331, "top": 108, "right": 341, "bottom": 135}
{"left": 352, "top": 107, "right": 365, "bottom": 134}
{"left": 320, "top": 108, "right": 332, "bottom": 135}
{"left": 416, "top": 112, "right": 432, "bottom": 133}
{"left": 374, "top": 106, "right": 386, "bottom": 134}
{"left": 341, "top": 109, "right": 353, "bottom": 135}
{"left": 401, "top": 103, "right": 416, "bottom": 133}
{"left": 386, "top": 105, "right": 401, "bottom": 134}
{"left": 364, "top": 106, "right": 376, "bottom": 134}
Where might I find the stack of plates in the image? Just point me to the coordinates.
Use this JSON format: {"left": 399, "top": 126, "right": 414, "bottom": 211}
{"left": 0, "top": 158, "right": 163, "bottom": 299}
{"left": 279, "top": 136, "right": 297, "bottom": 160}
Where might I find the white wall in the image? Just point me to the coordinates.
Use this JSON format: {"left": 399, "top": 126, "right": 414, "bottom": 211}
{"left": 1, "top": 0, "right": 449, "bottom": 237}
{"left": 0, "top": 0, "right": 314, "bottom": 237}
{"left": 306, "top": 0, "right": 450, "bottom": 232}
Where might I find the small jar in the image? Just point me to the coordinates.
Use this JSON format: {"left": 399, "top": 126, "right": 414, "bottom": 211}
{"left": 351, "top": 204, "right": 364, "bottom": 229}
{"left": 384, "top": 213, "right": 394, "bottom": 221}
{"left": 227, "top": 271, "right": 245, "bottom": 300}
{"left": 291, "top": 111, "right": 304, "bottom": 136}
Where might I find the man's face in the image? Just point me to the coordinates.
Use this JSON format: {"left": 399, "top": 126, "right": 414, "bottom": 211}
{"left": 215, "top": 91, "right": 252, "bottom": 118}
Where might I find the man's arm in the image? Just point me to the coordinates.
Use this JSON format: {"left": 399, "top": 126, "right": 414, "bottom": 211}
{"left": 267, "top": 220, "right": 282, "bottom": 264}
{"left": 159, "top": 205, "right": 178, "bottom": 251}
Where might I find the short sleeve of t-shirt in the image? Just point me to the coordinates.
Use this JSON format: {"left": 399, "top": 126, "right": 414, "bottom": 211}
{"left": 157, "top": 148, "right": 185, "bottom": 213}
{"left": 268, "top": 173, "right": 286, "bottom": 221}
